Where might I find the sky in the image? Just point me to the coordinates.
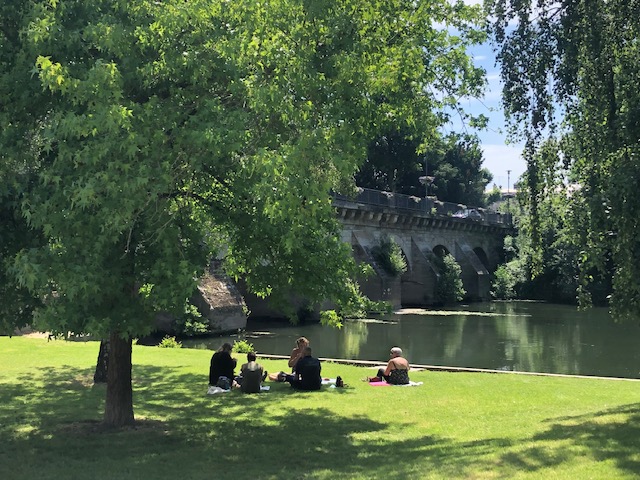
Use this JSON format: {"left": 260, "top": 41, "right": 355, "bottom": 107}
{"left": 446, "top": 1, "right": 527, "bottom": 192}
{"left": 468, "top": 42, "right": 525, "bottom": 191}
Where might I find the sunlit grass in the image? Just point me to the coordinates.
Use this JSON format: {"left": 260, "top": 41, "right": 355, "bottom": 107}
{"left": 1, "top": 336, "right": 638, "bottom": 479}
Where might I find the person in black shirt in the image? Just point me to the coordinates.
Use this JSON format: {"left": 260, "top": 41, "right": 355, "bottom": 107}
{"left": 285, "top": 346, "right": 322, "bottom": 391}
{"left": 209, "top": 343, "right": 236, "bottom": 387}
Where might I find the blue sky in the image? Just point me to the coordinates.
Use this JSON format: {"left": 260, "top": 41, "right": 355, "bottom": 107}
{"left": 445, "top": 36, "right": 527, "bottom": 191}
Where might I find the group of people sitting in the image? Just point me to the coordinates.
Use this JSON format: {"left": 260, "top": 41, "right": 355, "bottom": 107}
{"left": 208, "top": 342, "right": 267, "bottom": 393}
{"left": 209, "top": 336, "right": 411, "bottom": 393}
{"left": 208, "top": 337, "right": 323, "bottom": 393}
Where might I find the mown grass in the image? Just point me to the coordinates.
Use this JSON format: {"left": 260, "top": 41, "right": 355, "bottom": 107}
{"left": 0, "top": 336, "right": 639, "bottom": 479}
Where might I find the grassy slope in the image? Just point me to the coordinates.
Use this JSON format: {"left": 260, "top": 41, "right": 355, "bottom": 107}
{"left": 0, "top": 336, "right": 638, "bottom": 480}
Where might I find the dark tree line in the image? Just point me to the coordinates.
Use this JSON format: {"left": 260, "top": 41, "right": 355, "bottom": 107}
{"left": 356, "top": 130, "right": 493, "bottom": 207}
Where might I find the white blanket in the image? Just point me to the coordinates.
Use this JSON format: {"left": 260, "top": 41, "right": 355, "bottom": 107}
{"left": 207, "top": 385, "right": 270, "bottom": 394}
{"left": 207, "top": 386, "right": 230, "bottom": 395}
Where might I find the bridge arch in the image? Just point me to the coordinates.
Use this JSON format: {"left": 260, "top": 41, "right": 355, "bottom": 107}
{"left": 334, "top": 188, "right": 511, "bottom": 308}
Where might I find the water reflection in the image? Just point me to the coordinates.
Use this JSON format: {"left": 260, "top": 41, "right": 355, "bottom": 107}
{"left": 182, "top": 301, "right": 640, "bottom": 379}
{"left": 341, "top": 320, "right": 368, "bottom": 359}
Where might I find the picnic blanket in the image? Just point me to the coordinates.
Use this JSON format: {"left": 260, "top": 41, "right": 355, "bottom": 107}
{"left": 207, "top": 385, "right": 271, "bottom": 395}
{"left": 369, "top": 381, "right": 423, "bottom": 387}
{"left": 207, "top": 386, "right": 230, "bottom": 395}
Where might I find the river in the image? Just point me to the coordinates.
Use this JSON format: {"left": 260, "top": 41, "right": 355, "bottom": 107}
{"left": 182, "top": 301, "right": 640, "bottom": 379}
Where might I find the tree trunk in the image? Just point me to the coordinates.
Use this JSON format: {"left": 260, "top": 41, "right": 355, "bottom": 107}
{"left": 104, "top": 331, "right": 135, "bottom": 427}
{"left": 93, "top": 339, "right": 110, "bottom": 383}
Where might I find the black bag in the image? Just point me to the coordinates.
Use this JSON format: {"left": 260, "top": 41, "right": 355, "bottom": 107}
{"left": 216, "top": 376, "right": 231, "bottom": 390}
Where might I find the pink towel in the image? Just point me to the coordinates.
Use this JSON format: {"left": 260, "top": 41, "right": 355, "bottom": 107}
{"left": 368, "top": 381, "right": 391, "bottom": 387}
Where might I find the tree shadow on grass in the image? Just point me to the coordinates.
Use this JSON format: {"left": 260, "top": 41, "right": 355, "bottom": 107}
{"left": 4, "top": 365, "right": 638, "bottom": 479}
{"left": 0, "top": 364, "right": 513, "bottom": 479}
{"left": 499, "top": 403, "right": 640, "bottom": 476}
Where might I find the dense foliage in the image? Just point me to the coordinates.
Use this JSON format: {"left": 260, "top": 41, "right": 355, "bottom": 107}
{"left": 435, "top": 253, "right": 465, "bottom": 304}
{"left": 429, "top": 133, "right": 493, "bottom": 206}
{"left": 1, "top": 0, "right": 487, "bottom": 425}
{"left": 232, "top": 339, "right": 256, "bottom": 354}
{"left": 488, "top": 0, "right": 640, "bottom": 319}
{"left": 356, "top": 131, "right": 493, "bottom": 206}
{"left": 490, "top": 140, "right": 612, "bottom": 304}
{"left": 370, "top": 235, "right": 408, "bottom": 277}
{"left": 157, "top": 336, "right": 182, "bottom": 349}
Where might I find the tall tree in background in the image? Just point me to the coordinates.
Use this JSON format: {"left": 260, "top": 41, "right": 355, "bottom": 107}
{"left": 356, "top": 129, "right": 425, "bottom": 197}
{"left": 491, "top": 139, "right": 611, "bottom": 304}
{"left": 356, "top": 131, "right": 492, "bottom": 205}
{"left": 0, "top": 163, "right": 43, "bottom": 334}
{"left": 1, "top": 0, "right": 487, "bottom": 426}
{"left": 0, "top": 2, "right": 46, "bottom": 334}
{"left": 488, "top": 0, "right": 640, "bottom": 319}
{"left": 430, "top": 133, "right": 492, "bottom": 206}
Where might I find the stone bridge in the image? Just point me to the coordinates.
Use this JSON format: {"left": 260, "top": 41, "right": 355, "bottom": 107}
{"left": 189, "top": 188, "right": 512, "bottom": 332}
{"left": 333, "top": 188, "right": 512, "bottom": 308}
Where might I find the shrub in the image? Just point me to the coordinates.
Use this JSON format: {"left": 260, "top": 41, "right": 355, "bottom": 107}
{"left": 341, "top": 298, "right": 393, "bottom": 319}
{"left": 232, "top": 339, "right": 255, "bottom": 354}
{"left": 158, "top": 336, "right": 182, "bottom": 348}
{"left": 436, "top": 254, "right": 465, "bottom": 304}
{"left": 335, "top": 278, "right": 393, "bottom": 319}
{"left": 491, "top": 264, "right": 517, "bottom": 299}
{"left": 371, "top": 235, "right": 407, "bottom": 277}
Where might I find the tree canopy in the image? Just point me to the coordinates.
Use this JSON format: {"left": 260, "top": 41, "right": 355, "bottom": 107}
{"left": 1, "top": 0, "right": 487, "bottom": 426}
{"left": 488, "top": 0, "right": 640, "bottom": 319}
{"left": 356, "top": 131, "right": 493, "bottom": 205}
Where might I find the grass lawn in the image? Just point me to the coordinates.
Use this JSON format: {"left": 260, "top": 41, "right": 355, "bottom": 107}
{"left": 0, "top": 336, "right": 638, "bottom": 480}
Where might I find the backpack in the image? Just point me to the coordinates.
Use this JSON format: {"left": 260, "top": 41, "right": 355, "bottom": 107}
{"left": 216, "top": 376, "right": 231, "bottom": 390}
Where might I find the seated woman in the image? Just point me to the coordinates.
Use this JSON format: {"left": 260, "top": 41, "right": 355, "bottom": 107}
{"left": 269, "top": 336, "right": 310, "bottom": 382}
{"left": 375, "top": 346, "right": 410, "bottom": 385}
{"left": 235, "top": 351, "right": 266, "bottom": 394}
{"left": 209, "top": 342, "right": 236, "bottom": 388}
{"left": 288, "top": 336, "right": 310, "bottom": 370}
{"left": 283, "top": 346, "right": 322, "bottom": 391}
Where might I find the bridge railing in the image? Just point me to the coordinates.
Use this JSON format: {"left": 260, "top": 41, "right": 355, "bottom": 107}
{"left": 332, "top": 188, "right": 512, "bottom": 226}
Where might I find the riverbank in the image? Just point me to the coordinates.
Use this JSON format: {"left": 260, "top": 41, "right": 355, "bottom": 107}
{"left": 1, "top": 336, "right": 638, "bottom": 479}
{"left": 258, "top": 353, "right": 640, "bottom": 382}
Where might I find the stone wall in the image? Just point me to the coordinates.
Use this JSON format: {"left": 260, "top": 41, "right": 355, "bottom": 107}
{"left": 336, "top": 197, "right": 510, "bottom": 305}
{"left": 191, "top": 261, "right": 247, "bottom": 333}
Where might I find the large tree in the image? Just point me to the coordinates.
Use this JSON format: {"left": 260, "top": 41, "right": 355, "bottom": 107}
{"left": 356, "top": 131, "right": 492, "bottom": 205}
{"left": 488, "top": 0, "right": 640, "bottom": 319}
{"left": 1, "top": 0, "right": 486, "bottom": 426}
{"left": 429, "top": 133, "right": 493, "bottom": 206}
